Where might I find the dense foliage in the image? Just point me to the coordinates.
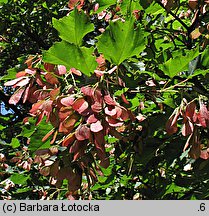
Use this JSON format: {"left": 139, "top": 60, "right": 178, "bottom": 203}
{"left": 1, "top": 0, "right": 209, "bottom": 200}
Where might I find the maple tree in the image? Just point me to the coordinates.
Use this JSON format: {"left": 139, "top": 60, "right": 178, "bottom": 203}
{"left": 1, "top": 0, "right": 209, "bottom": 199}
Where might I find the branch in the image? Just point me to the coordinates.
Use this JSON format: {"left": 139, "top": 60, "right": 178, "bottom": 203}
{"left": 156, "top": 1, "right": 189, "bottom": 31}
{"left": 160, "top": 78, "right": 190, "bottom": 92}
{"left": 188, "top": 9, "right": 200, "bottom": 33}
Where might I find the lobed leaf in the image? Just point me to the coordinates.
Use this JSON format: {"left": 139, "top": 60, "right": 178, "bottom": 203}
{"left": 27, "top": 118, "right": 54, "bottom": 154}
{"left": 97, "top": 18, "right": 145, "bottom": 65}
{"left": 95, "top": 0, "right": 116, "bottom": 13}
{"left": 53, "top": 9, "right": 94, "bottom": 46}
{"left": 43, "top": 41, "right": 97, "bottom": 76}
{"left": 159, "top": 48, "right": 199, "bottom": 78}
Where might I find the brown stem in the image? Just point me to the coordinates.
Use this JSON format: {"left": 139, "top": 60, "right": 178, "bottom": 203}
{"left": 156, "top": 1, "right": 189, "bottom": 31}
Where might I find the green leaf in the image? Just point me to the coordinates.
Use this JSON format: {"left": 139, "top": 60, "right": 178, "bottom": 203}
{"left": 99, "top": 164, "right": 113, "bottom": 176}
{"left": 97, "top": 18, "right": 145, "bottom": 65}
{"left": 43, "top": 41, "right": 97, "bottom": 76}
{"left": 120, "top": 0, "right": 143, "bottom": 15}
{"left": 15, "top": 188, "right": 32, "bottom": 194}
{"left": 120, "top": 174, "right": 131, "bottom": 186}
{"left": 106, "top": 136, "right": 119, "bottom": 144}
{"left": 145, "top": 2, "right": 164, "bottom": 15}
{"left": 155, "top": 38, "right": 174, "bottom": 51}
{"left": 138, "top": 70, "right": 162, "bottom": 81}
{"left": 159, "top": 48, "right": 199, "bottom": 78}
{"left": 130, "top": 97, "right": 140, "bottom": 109}
{"left": 10, "top": 173, "right": 30, "bottom": 185}
{"left": 29, "top": 121, "right": 53, "bottom": 154}
{"left": 162, "top": 97, "right": 175, "bottom": 108}
{"left": 53, "top": 9, "right": 94, "bottom": 46}
{"left": 0, "top": 0, "right": 8, "bottom": 5}
{"left": 114, "top": 87, "right": 129, "bottom": 96}
{"left": 0, "top": 68, "right": 18, "bottom": 81}
{"left": 165, "top": 183, "right": 186, "bottom": 195}
{"left": 0, "top": 42, "right": 6, "bottom": 49}
{"left": 190, "top": 195, "right": 197, "bottom": 200}
{"left": 20, "top": 118, "right": 36, "bottom": 138}
{"left": 188, "top": 69, "right": 209, "bottom": 79}
{"left": 95, "top": 0, "right": 116, "bottom": 13}
{"left": 201, "top": 48, "right": 209, "bottom": 68}
{"left": 0, "top": 124, "right": 5, "bottom": 130}
{"left": 21, "top": 117, "right": 53, "bottom": 154}
{"left": 11, "top": 138, "right": 20, "bottom": 148}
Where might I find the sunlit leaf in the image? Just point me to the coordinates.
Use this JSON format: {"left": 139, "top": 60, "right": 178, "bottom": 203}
{"left": 97, "top": 18, "right": 145, "bottom": 65}
{"left": 10, "top": 173, "right": 30, "bottom": 185}
{"left": 159, "top": 48, "right": 199, "bottom": 78}
{"left": 95, "top": 0, "right": 116, "bottom": 13}
{"left": 11, "top": 138, "right": 20, "bottom": 148}
{"left": 53, "top": 9, "right": 94, "bottom": 46}
{"left": 43, "top": 41, "right": 97, "bottom": 76}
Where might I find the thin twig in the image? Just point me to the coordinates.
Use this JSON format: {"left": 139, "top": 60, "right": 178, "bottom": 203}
{"left": 156, "top": 1, "right": 189, "bottom": 31}
{"left": 160, "top": 78, "right": 190, "bottom": 92}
